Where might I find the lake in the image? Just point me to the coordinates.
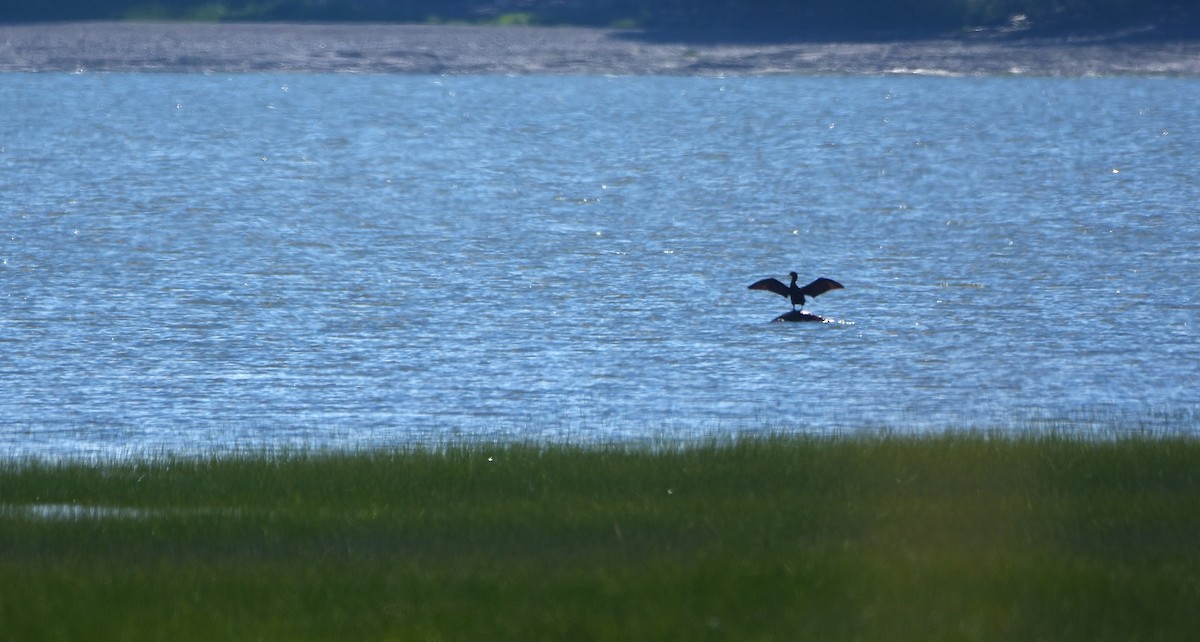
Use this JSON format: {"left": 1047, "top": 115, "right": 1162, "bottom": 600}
{"left": 2, "top": 73, "right": 1198, "bottom": 458}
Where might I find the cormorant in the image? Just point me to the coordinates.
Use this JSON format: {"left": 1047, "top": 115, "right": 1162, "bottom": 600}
{"left": 748, "top": 272, "right": 843, "bottom": 312}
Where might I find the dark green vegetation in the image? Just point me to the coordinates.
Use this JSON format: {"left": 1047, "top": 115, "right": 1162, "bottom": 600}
{"left": 2, "top": 434, "right": 1200, "bottom": 640}
{"left": 2, "top": 0, "right": 1197, "bottom": 38}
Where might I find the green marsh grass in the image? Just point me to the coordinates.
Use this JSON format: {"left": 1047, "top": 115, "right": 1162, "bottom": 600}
{"left": 2, "top": 433, "right": 1199, "bottom": 640}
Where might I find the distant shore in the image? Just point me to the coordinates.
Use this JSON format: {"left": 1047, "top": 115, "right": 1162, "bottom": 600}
{"left": 2, "top": 22, "right": 1199, "bottom": 75}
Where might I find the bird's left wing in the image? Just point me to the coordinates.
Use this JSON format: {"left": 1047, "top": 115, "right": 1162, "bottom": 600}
{"left": 798, "top": 277, "right": 844, "bottom": 298}
{"left": 748, "top": 277, "right": 790, "bottom": 298}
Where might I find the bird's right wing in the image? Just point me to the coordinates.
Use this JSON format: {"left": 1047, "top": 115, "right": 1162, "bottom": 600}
{"left": 798, "top": 277, "right": 844, "bottom": 298}
{"left": 748, "top": 277, "right": 790, "bottom": 298}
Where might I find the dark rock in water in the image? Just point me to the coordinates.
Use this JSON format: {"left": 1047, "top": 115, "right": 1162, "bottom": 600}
{"left": 771, "top": 310, "right": 828, "bottom": 323}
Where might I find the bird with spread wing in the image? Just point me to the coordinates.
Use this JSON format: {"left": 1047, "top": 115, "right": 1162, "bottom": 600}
{"left": 748, "top": 272, "right": 843, "bottom": 312}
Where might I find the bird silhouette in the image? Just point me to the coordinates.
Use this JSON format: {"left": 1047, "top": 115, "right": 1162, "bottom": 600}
{"left": 748, "top": 272, "right": 843, "bottom": 311}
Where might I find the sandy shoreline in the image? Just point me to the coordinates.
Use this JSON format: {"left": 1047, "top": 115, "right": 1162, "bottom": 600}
{"left": 2, "top": 22, "right": 1198, "bottom": 75}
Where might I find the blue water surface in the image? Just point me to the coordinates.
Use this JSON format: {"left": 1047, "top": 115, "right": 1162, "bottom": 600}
{"left": 2, "top": 74, "right": 1198, "bottom": 457}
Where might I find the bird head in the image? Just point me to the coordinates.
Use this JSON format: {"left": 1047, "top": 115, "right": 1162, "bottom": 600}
{"left": 788, "top": 271, "right": 799, "bottom": 281}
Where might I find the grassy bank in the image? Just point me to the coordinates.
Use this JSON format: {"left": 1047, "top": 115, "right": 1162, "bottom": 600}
{"left": 2, "top": 434, "right": 1199, "bottom": 641}
{"left": 2, "top": 0, "right": 1196, "bottom": 37}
